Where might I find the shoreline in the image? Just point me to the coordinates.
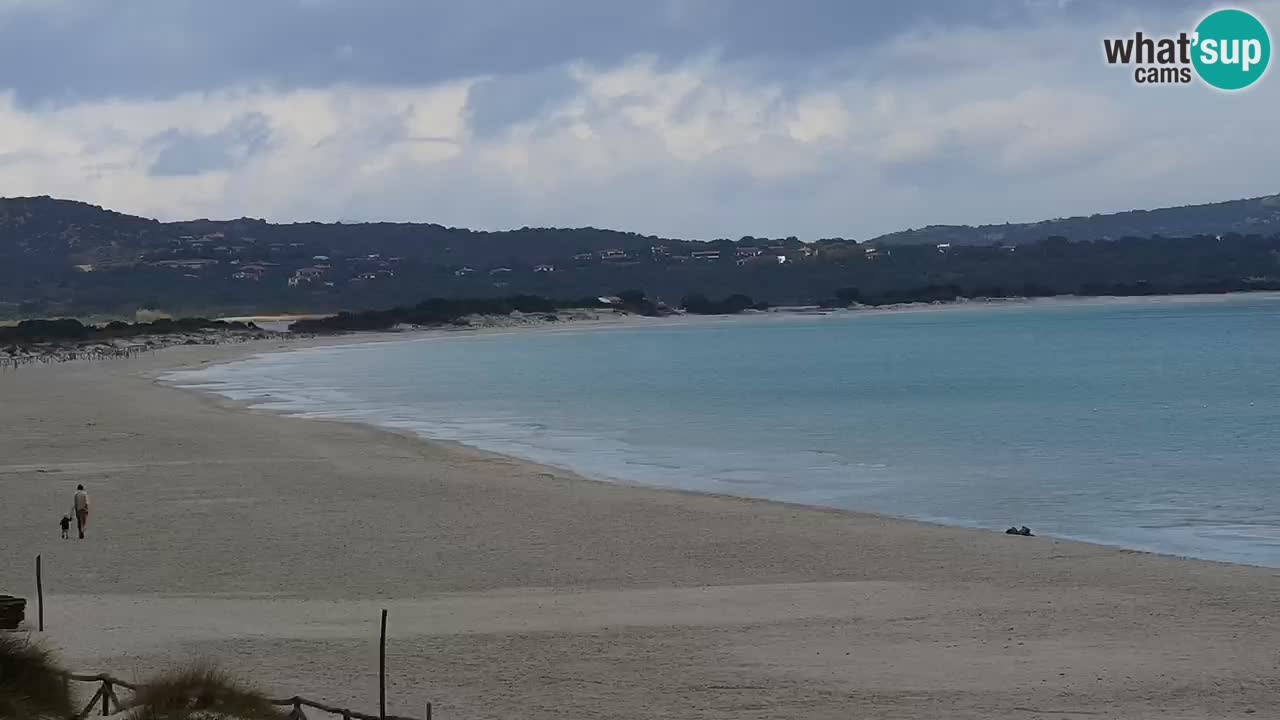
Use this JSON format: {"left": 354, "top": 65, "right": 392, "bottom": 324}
{"left": 5, "top": 300, "right": 1280, "bottom": 717}
{"left": 157, "top": 290, "right": 1280, "bottom": 570}
{"left": 14, "top": 290, "right": 1280, "bottom": 571}
{"left": 155, "top": 288, "right": 1280, "bottom": 372}
{"left": 17, "top": 331, "right": 1280, "bottom": 579}
{"left": 8, "top": 289, "right": 1277, "bottom": 371}
{"left": 161, "top": 352, "right": 1262, "bottom": 572}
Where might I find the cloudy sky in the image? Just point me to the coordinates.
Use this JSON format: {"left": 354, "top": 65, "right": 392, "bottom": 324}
{"left": 0, "top": 0, "right": 1276, "bottom": 240}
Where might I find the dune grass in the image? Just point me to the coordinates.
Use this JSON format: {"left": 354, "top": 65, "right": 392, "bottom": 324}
{"left": 123, "top": 664, "right": 286, "bottom": 720}
{"left": 0, "top": 633, "right": 74, "bottom": 720}
{"left": 3, "top": 634, "right": 290, "bottom": 720}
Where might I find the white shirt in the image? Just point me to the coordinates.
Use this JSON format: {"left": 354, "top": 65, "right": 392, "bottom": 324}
{"left": 73, "top": 490, "right": 89, "bottom": 513}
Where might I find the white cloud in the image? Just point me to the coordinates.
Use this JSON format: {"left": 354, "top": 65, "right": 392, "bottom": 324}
{"left": 1, "top": 2, "right": 1279, "bottom": 240}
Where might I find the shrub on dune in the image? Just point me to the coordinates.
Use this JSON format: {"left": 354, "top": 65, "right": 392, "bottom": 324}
{"left": 124, "top": 665, "right": 285, "bottom": 720}
{"left": 0, "top": 633, "right": 74, "bottom": 720}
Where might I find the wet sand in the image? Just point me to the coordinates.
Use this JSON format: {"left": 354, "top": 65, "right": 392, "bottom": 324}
{"left": 2, "top": 338, "right": 1280, "bottom": 719}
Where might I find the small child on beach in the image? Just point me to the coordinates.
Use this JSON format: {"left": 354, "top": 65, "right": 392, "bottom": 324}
{"left": 59, "top": 515, "right": 71, "bottom": 539}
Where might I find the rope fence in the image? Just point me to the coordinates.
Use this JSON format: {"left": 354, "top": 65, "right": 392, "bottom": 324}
{"left": 0, "top": 344, "right": 153, "bottom": 370}
{"left": 64, "top": 673, "right": 429, "bottom": 720}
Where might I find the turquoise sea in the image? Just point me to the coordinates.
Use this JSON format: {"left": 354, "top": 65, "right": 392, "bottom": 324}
{"left": 168, "top": 295, "right": 1280, "bottom": 567}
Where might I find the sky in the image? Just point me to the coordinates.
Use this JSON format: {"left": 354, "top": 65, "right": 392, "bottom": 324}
{"left": 0, "top": 0, "right": 1277, "bottom": 241}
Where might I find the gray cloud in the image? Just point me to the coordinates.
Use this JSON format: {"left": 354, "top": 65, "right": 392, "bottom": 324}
{"left": 147, "top": 112, "right": 274, "bottom": 177}
{"left": 465, "top": 66, "right": 581, "bottom": 139}
{"left": 0, "top": 0, "right": 1273, "bottom": 240}
{"left": 0, "top": 0, "right": 1210, "bottom": 105}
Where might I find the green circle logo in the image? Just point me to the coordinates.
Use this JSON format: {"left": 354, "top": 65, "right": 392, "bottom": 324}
{"left": 1192, "top": 9, "right": 1271, "bottom": 90}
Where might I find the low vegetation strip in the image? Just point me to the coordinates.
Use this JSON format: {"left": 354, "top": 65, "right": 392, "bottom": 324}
{"left": 0, "top": 317, "right": 261, "bottom": 345}
{"left": 0, "top": 635, "right": 426, "bottom": 720}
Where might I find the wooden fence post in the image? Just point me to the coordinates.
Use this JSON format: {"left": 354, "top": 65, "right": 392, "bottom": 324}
{"left": 101, "top": 680, "right": 111, "bottom": 716}
{"left": 36, "top": 554, "right": 43, "bottom": 632}
{"left": 379, "top": 609, "right": 388, "bottom": 720}
{"left": 78, "top": 685, "right": 105, "bottom": 720}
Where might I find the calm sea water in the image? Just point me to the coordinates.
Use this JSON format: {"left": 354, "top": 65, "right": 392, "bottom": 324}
{"left": 168, "top": 296, "right": 1280, "bottom": 566}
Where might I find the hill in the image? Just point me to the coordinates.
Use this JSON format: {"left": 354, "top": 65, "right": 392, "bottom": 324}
{"left": 3, "top": 193, "right": 1280, "bottom": 319}
{"left": 868, "top": 194, "right": 1280, "bottom": 247}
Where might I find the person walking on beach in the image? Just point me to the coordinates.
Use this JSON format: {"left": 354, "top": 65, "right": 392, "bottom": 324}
{"left": 72, "top": 484, "right": 90, "bottom": 539}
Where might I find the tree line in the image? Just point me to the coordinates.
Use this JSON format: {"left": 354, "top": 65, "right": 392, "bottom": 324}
{"left": 287, "top": 292, "right": 778, "bottom": 333}
{"left": 0, "top": 317, "right": 259, "bottom": 345}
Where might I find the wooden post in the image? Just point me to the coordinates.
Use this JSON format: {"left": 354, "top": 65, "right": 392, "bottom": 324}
{"left": 105, "top": 684, "right": 124, "bottom": 715}
{"left": 78, "top": 687, "right": 105, "bottom": 720}
{"left": 36, "top": 554, "right": 43, "bottom": 632}
{"left": 101, "top": 681, "right": 111, "bottom": 716}
{"left": 426, "top": 702, "right": 432, "bottom": 720}
{"left": 379, "top": 609, "right": 388, "bottom": 720}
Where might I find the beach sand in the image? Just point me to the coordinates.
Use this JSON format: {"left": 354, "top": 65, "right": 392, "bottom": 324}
{"left": 3, "top": 338, "right": 1280, "bottom": 719}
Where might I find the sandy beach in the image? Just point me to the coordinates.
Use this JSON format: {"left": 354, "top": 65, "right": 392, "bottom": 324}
{"left": 3, "top": 334, "right": 1280, "bottom": 719}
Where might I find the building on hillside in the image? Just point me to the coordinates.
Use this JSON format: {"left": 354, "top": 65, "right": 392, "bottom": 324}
{"left": 737, "top": 253, "right": 782, "bottom": 267}
{"left": 151, "top": 259, "right": 219, "bottom": 270}
{"left": 288, "top": 267, "right": 327, "bottom": 287}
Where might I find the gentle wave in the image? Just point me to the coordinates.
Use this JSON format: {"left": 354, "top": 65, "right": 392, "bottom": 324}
{"left": 166, "top": 296, "right": 1280, "bottom": 567}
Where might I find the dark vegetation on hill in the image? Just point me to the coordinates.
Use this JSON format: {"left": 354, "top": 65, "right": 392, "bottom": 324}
{"left": 871, "top": 194, "right": 1280, "bottom": 247}
{"left": 3, "top": 193, "right": 1280, "bottom": 319}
